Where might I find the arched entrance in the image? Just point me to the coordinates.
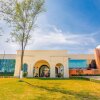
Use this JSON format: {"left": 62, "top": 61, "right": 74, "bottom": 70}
{"left": 55, "top": 63, "right": 64, "bottom": 77}
{"left": 33, "top": 60, "right": 50, "bottom": 77}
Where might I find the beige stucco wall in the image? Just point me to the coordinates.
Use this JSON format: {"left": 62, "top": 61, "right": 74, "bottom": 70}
{"left": 0, "top": 50, "right": 95, "bottom": 78}
{"left": 14, "top": 50, "right": 69, "bottom": 78}
{"left": 68, "top": 54, "right": 94, "bottom": 59}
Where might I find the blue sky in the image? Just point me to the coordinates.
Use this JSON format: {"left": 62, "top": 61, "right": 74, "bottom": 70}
{"left": 46, "top": 0, "right": 100, "bottom": 33}
{"left": 0, "top": 0, "right": 100, "bottom": 54}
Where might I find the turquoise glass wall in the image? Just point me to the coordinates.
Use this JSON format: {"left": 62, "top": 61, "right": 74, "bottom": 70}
{"left": 69, "top": 59, "right": 87, "bottom": 69}
{"left": 0, "top": 59, "right": 15, "bottom": 72}
{"left": 0, "top": 59, "right": 88, "bottom": 72}
{"left": 23, "top": 64, "right": 28, "bottom": 72}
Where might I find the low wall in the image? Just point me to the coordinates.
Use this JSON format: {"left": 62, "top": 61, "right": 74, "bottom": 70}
{"left": 69, "top": 69, "right": 100, "bottom": 76}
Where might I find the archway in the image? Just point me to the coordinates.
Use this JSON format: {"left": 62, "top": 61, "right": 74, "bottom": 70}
{"left": 33, "top": 60, "right": 50, "bottom": 77}
{"left": 55, "top": 63, "right": 64, "bottom": 77}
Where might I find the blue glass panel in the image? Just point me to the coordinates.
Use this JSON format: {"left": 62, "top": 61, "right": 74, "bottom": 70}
{"left": 0, "top": 59, "right": 15, "bottom": 72}
{"left": 69, "top": 59, "right": 87, "bottom": 69}
{"left": 23, "top": 64, "right": 28, "bottom": 72}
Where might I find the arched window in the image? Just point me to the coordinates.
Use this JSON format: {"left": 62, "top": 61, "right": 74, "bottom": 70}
{"left": 55, "top": 63, "right": 64, "bottom": 77}
{"left": 23, "top": 63, "right": 28, "bottom": 72}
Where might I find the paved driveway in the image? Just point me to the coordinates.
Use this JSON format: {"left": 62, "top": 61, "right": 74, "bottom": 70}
{"left": 81, "top": 76, "right": 100, "bottom": 80}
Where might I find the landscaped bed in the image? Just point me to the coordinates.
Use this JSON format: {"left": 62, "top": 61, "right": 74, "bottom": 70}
{"left": 0, "top": 78, "right": 100, "bottom": 100}
{"left": 0, "top": 72, "right": 14, "bottom": 76}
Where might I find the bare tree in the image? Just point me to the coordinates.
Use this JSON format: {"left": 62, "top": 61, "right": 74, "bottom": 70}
{"left": 0, "top": 0, "right": 45, "bottom": 79}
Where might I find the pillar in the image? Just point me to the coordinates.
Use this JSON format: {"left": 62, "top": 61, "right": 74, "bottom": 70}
{"left": 14, "top": 57, "right": 21, "bottom": 77}
{"left": 94, "top": 49, "right": 100, "bottom": 69}
{"left": 27, "top": 64, "right": 33, "bottom": 77}
{"left": 50, "top": 64, "right": 55, "bottom": 78}
{"left": 63, "top": 58, "right": 69, "bottom": 78}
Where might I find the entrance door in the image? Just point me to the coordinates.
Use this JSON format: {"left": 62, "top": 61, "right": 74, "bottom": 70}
{"left": 39, "top": 65, "right": 50, "bottom": 77}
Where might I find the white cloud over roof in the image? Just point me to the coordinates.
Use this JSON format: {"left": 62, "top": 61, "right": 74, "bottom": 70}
{"left": 0, "top": 24, "right": 98, "bottom": 54}
{"left": 96, "top": 45, "right": 100, "bottom": 49}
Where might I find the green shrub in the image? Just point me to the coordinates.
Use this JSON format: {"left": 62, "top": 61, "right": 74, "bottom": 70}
{"left": 23, "top": 72, "right": 28, "bottom": 77}
{"left": 57, "top": 73, "right": 63, "bottom": 78}
{"left": 0, "top": 72, "right": 14, "bottom": 76}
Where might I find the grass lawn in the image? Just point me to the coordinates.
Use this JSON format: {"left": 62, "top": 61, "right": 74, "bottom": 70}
{"left": 0, "top": 78, "right": 100, "bottom": 100}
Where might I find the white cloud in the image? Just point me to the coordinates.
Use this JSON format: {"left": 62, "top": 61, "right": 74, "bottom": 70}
{"left": 27, "top": 26, "right": 96, "bottom": 50}
{"left": 0, "top": 0, "right": 98, "bottom": 54}
{"left": 96, "top": 45, "right": 100, "bottom": 49}
{"left": 0, "top": 25, "right": 97, "bottom": 54}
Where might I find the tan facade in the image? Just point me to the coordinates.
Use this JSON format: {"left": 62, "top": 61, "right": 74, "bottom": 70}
{"left": 94, "top": 49, "right": 100, "bottom": 69}
{"left": 14, "top": 50, "right": 69, "bottom": 78}
{"left": 0, "top": 50, "right": 95, "bottom": 78}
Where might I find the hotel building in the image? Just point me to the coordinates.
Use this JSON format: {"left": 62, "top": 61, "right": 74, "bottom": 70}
{"left": 0, "top": 50, "right": 99, "bottom": 78}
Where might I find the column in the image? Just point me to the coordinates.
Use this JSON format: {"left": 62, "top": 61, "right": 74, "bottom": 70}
{"left": 27, "top": 64, "right": 33, "bottom": 77}
{"left": 94, "top": 48, "right": 100, "bottom": 69}
{"left": 50, "top": 64, "right": 55, "bottom": 78}
{"left": 63, "top": 58, "right": 69, "bottom": 78}
{"left": 14, "top": 57, "right": 21, "bottom": 77}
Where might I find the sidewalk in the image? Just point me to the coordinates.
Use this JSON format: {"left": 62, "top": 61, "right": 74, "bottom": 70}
{"left": 80, "top": 76, "right": 100, "bottom": 80}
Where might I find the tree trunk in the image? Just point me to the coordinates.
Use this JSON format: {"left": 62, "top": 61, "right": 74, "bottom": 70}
{"left": 19, "top": 47, "right": 24, "bottom": 79}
